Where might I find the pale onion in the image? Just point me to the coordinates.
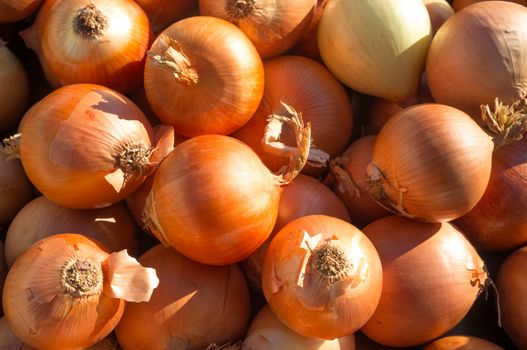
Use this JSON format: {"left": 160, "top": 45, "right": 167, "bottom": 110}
{"left": 326, "top": 135, "right": 390, "bottom": 227}
{"left": 232, "top": 55, "right": 353, "bottom": 176}
{"left": 5, "top": 196, "right": 139, "bottom": 267}
{"left": 144, "top": 107, "right": 311, "bottom": 265}
{"left": 144, "top": 16, "right": 264, "bottom": 137}
{"left": 240, "top": 174, "right": 350, "bottom": 292}
{"left": 427, "top": 2, "right": 527, "bottom": 119}
{"left": 3, "top": 233, "right": 158, "bottom": 350}
{"left": 289, "top": 0, "right": 329, "bottom": 61}
{"left": 361, "top": 216, "right": 488, "bottom": 347}
{"left": 243, "top": 304, "right": 356, "bottom": 349}
{"left": 366, "top": 99, "right": 402, "bottom": 135}
{"left": 199, "top": 0, "right": 316, "bottom": 58}
{"left": 115, "top": 244, "right": 250, "bottom": 350}
{"left": 424, "top": 335, "right": 504, "bottom": 350}
{"left": 0, "top": 41, "right": 29, "bottom": 132}
{"left": 453, "top": 0, "right": 527, "bottom": 11}
{"left": 496, "top": 245, "right": 527, "bottom": 349}
{"left": 0, "top": 143, "right": 35, "bottom": 224}
{"left": 20, "top": 0, "right": 151, "bottom": 94}
{"left": 455, "top": 135, "right": 527, "bottom": 252}
{"left": 262, "top": 215, "right": 383, "bottom": 340}
{"left": 18, "top": 84, "right": 155, "bottom": 209}
{"left": 0, "top": 0, "right": 43, "bottom": 23}
{"left": 365, "top": 102, "right": 527, "bottom": 223}
{"left": 133, "top": 0, "right": 197, "bottom": 33}
{"left": 422, "top": 0, "right": 454, "bottom": 35}
{"left": 318, "top": 0, "right": 432, "bottom": 104}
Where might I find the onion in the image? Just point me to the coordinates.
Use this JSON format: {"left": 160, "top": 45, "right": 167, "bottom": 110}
{"left": 18, "top": 83, "right": 155, "bottom": 209}
{"left": 144, "top": 16, "right": 264, "bottom": 137}
{"left": 365, "top": 102, "right": 527, "bottom": 223}
{"left": 240, "top": 174, "right": 350, "bottom": 292}
{"left": 0, "top": 0, "right": 43, "bottom": 23}
{"left": 133, "top": 0, "right": 197, "bottom": 33}
{"left": 422, "top": 0, "right": 454, "bottom": 35}
{"left": 496, "top": 245, "right": 527, "bottom": 349}
{"left": 3, "top": 233, "right": 158, "bottom": 350}
{"left": 0, "top": 241, "right": 5, "bottom": 311}
{"left": 5, "top": 196, "right": 139, "bottom": 267}
{"left": 318, "top": 0, "right": 432, "bottom": 104}
{"left": 262, "top": 215, "right": 383, "bottom": 340}
{"left": 289, "top": 0, "right": 329, "bottom": 61}
{"left": 144, "top": 107, "right": 311, "bottom": 265}
{"left": 232, "top": 55, "right": 353, "bottom": 176}
{"left": 455, "top": 135, "right": 527, "bottom": 252}
{"left": 366, "top": 99, "right": 402, "bottom": 135}
{"left": 199, "top": 0, "right": 316, "bottom": 58}
{"left": 453, "top": 0, "right": 527, "bottom": 11}
{"left": 115, "top": 244, "right": 250, "bottom": 349}
{"left": 427, "top": 1, "right": 527, "bottom": 120}
{"left": 361, "top": 216, "right": 488, "bottom": 347}
{"left": 424, "top": 335, "right": 504, "bottom": 349}
{"left": 0, "top": 41, "right": 29, "bottom": 133}
{"left": 20, "top": 0, "right": 151, "bottom": 94}
{"left": 0, "top": 144, "right": 35, "bottom": 224}
{"left": 243, "top": 304, "right": 356, "bottom": 349}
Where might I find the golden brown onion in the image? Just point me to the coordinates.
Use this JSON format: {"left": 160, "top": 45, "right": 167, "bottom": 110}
{"left": 452, "top": 0, "right": 527, "bottom": 11}
{"left": 0, "top": 0, "right": 43, "bottom": 23}
{"left": 134, "top": 0, "right": 197, "bottom": 33}
{"left": 366, "top": 98, "right": 402, "bottom": 135}
{"left": 422, "top": 0, "right": 454, "bottom": 35}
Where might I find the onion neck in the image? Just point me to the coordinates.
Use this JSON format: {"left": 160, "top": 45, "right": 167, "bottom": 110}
{"left": 73, "top": 4, "right": 109, "bottom": 40}
{"left": 311, "top": 244, "right": 351, "bottom": 284}
{"left": 482, "top": 97, "right": 527, "bottom": 150}
{"left": 61, "top": 258, "right": 103, "bottom": 298}
{"left": 225, "top": 0, "right": 256, "bottom": 20}
{"left": 114, "top": 140, "right": 154, "bottom": 179}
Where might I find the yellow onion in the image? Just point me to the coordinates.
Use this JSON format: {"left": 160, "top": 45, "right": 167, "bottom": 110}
{"left": 20, "top": 0, "right": 151, "bottom": 94}
{"left": 289, "top": 0, "right": 329, "bottom": 61}
{"left": 0, "top": 144, "right": 35, "bottom": 224}
{"left": 326, "top": 135, "right": 391, "bottom": 227}
{"left": 0, "top": 0, "right": 42, "bottom": 23}
{"left": 18, "top": 84, "right": 155, "bottom": 209}
{"left": 318, "top": 0, "right": 432, "bottom": 104}
{"left": 3, "top": 233, "right": 158, "bottom": 350}
{"left": 361, "top": 216, "right": 488, "bottom": 347}
{"left": 422, "top": 0, "right": 454, "bottom": 35}
{"left": 453, "top": 0, "right": 527, "bottom": 11}
{"left": 262, "top": 215, "right": 383, "bottom": 340}
{"left": 366, "top": 99, "right": 402, "bottom": 135}
{"left": 240, "top": 174, "right": 350, "bottom": 292}
{"left": 144, "top": 107, "right": 311, "bottom": 265}
{"left": 424, "top": 335, "right": 504, "bottom": 350}
{"left": 0, "top": 41, "right": 29, "bottom": 132}
{"left": 115, "top": 244, "right": 250, "bottom": 349}
{"left": 232, "top": 55, "right": 353, "bottom": 177}
{"left": 5, "top": 196, "right": 139, "bottom": 267}
{"left": 243, "top": 304, "right": 356, "bottom": 349}
{"left": 496, "top": 245, "right": 527, "bottom": 349}
{"left": 144, "top": 16, "right": 264, "bottom": 137}
{"left": 133, "top": 0, "right": 197, "bottom": 33}
{"left": 427, "top": 1, "right": 527, "bottom": 119}
{"left": 365, "top": 103, "right": 522, "bottom": 223}
{"left": 199, "top": 0, "right": 316, "bottom": 58}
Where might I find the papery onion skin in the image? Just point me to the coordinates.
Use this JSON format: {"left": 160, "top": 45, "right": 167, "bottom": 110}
{"left": 361, "top": 216, "right": 488, "bottom": 347}
{"left": 289, "top": 0, "right": 329, "bottom": 61}
{"left": 5, "top": 196, "right": 139, "bottom": 267}
{"left": 240, "top": 174, "right": 350, "bottom": 292}
{"left": 232, "top": 55, "right": 353, "bottom": 176}
{"left": 452, "top": 0, "right": 527, "bottom": 11}
{"left": 0, "top": 42, "right": 29, "bottom": 132}
{"left": 3, "top": 234, "right": 125, "bottom": 350}
{"left": 424, "top": 335, "right": 504, "bottom": 350}
{"left": 0, "top": 151, "right": 35, "bottom": 224}
{"left": 0, "top": 0, "right": 43, "bottom": 23}
{"left": 422, "top": 0, "right": 454, "bottom": 35}
{"left": 262, "top": 215, "right": 383, "bottom": 340}
{"left": 144, "top": 16, "right": 264, "bottom": 137}
{"left": 427, "top": 2, "right": 527, "bottom": 119}
{"left": 21, "top": 0, "right": 151, "bottom": 94}
{"left": 18, "top": 83, "right": 154, "bottom": 209}
{"left": 366, "top": 103, "right": 493, "bottom": 223}
{"left": 243, "top": 304, "right": 356, "bottom": 349}
{"left": 115, "top": 244, "right": 250, "bottom": 350}
{"left": 133, "top": 0, "right": 197, "bottom": 33}
{"left": 455, "top": 136, "right": 527, "bottom": 252}
{"left": 144, "top": 135, "right": 281, "bottom": 265}
{"left": 318, "top": 0, "right": 432, "bottom": 104}
{"left": 496, "top": 245, "right": 527, "bottom": 349}
{"left": 199, "top": 0, "right": 315, "bottom": 58}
